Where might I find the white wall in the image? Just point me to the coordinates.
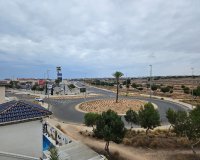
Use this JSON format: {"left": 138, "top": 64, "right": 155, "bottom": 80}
{"left": 0, "top": 120, "right": 43, "bottom": 158}
{"left": 0, "top": 86, "right": 5, "bottom": 104}
{"left": 46, "top": 123, "right": 71, "bottom": 145}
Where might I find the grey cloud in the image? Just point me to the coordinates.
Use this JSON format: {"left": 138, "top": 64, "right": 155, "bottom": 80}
{"left": 0, "top": 0, "right": 200, "bottom": 78}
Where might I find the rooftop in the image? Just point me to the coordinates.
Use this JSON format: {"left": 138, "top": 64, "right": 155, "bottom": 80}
{"left": 0, "top": 100, "right": 52, "bottom": 125}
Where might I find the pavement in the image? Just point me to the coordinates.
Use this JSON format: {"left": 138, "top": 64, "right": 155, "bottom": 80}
{"left": 140, "top": 94, "right": 193, "bottom": 109}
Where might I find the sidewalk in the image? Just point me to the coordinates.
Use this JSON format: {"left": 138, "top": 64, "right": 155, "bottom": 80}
{"left": 140, "top": 94, "right": 193, "bottom": 110}
{"left": 10, "top": 89, "right": 100, "bottom": 99}
{"left": 87, "top": 86, "right": 194, "bottom": 110}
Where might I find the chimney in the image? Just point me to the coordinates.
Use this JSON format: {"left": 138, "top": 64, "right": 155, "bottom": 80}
{"left": 0, "top": 85, "right": 5, "bottom": 104}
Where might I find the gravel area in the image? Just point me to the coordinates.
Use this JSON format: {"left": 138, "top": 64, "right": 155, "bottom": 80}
{"left": 78, "top": 99, "right": 145, "bottom": 114}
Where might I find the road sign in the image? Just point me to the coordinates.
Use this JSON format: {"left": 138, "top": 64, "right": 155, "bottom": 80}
{"left": 80, "top": 88, "right": 86, "bottom": 93}
{"left": 47, "top": 84, "right": 52, "bottom": 89}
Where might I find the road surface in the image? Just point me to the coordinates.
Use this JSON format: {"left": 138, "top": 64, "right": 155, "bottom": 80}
{"left": 6, "top": 82, "right": 189, "bottom": 126}
{"left": 48, "top": 81, "right": 189, "bottom": 125}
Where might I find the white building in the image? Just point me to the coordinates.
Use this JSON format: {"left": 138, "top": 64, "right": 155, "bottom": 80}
{"left": 0, "top": 85, "right": 5, "bottom": 104}
{"left": 0, "top": 100, "right": 52, "bottom": 160}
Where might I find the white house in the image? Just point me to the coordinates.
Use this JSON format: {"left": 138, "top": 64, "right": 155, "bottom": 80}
{"left": 0, "top": 100, "right": 52, "bottom": 159}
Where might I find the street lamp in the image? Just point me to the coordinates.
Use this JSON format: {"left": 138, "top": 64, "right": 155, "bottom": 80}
{"left": 149, "top": 65, "right": 152, "bottom": 99}
{"left": 46, "top": 69, "right": 50, "bottom": 110}
{"left": 191, "top": 67, "right": 194, "bottom": 108}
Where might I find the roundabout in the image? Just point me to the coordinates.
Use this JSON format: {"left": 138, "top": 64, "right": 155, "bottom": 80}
{"left": 76, "top": 99, "right": 145, "bottom": 115}
{"left": 48, "top": 83, "right": 190, "bottom": 125}
{"left": 76, "top": 99, "right": 158, "bottom": 115}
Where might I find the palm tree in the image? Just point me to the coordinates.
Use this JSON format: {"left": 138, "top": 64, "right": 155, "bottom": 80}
{"left": 113, "top": 71, "right": 124, "bottom": 103}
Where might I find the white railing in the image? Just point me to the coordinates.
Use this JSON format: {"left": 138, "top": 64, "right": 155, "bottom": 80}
{"left": 43, "top": 121, "right": 72, "bottom": 146}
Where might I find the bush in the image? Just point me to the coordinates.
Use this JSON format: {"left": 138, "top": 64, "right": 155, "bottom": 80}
{"left": 124, "top": 109, "right": 139, "bottom": 128}
{"left": 122, "top": 138, "right": 132, "bottom": 145}
{"left": 151, "top": 84, "right": 158, "bottom": 91}
{"left": 138, "top": 103, "right": 161, "bottom": 135}
{"left": 161, "top": 86, "right": 170, "bottom": 93}
{"left": 122, "top": 129, "right": 194, "bottom": 149}
{"left": 56, "top": 124, "right": 61, "bottom": 130}
{"left": 94, "top": 109, "right": 125, "bottom": 153}
{"left": 90, "top": 146, "right": 127, "bottom": 160}
{"left": 68, "top": 84, "right": 76, "bottom": 89}
{"left": 167, "top": 154, "right": 200, "bottom": 160}
{"left": 137, "top": 87, "right": 143, "bottom": 91}
{"left": 181, "top": 85, "right": 185, "bottom": 89}
{"left": 84, "top": 112, "right": 100, "bottom": 128}
{"left": 183, "top": 87, "right": 190, "bottom": 94}
{"left": 193, "top": 86, "right": 200, "bottom": 96}
{"left": 131, "top": 83, "right": 138, "bottom": 88}
{"left": 149, "top": 140, "right": 162, "bottom": 148}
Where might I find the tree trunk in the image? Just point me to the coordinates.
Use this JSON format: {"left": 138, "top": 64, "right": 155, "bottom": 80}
{"left": 116, "top": 79, "right": 119, "bottom": 103}
{"left": 146, "top": 128, "right": 149, "bottom": 135}
{"left": 167, "top": 125, "right": 172, "bottom": 136}
{"left": 191, "top": 144, "right": 196, "bottom": 155}
{"left": 131, "top": 123, "right": 133, "bottom": 130}
{"left": 105, "top": 141, "right": 110, "bottom": 154}
{"left": 190, "top": 140, "right": 200, "bottom": 157}
{"left": 168, "top": 125, "right": 172, "bottom": 132}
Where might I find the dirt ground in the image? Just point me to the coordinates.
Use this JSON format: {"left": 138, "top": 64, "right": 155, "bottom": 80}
{"left": 47, "top": 118, "right": 200, "bottom": 160}
{"left": 78, "top": 99, "right": 145, "bottom": 114}
{"left": 49, "top": 94, "right": 101, "bottom": 100}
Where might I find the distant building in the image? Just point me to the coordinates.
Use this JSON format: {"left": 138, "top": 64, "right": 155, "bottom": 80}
{"left": 0, "top": 83, "right": 7, "bottom": 104}
{"left": 0, "top": 100, "right": 52, "bottom": 159}
{"left": 38, "top": 79, "right": 46, "bottom": 88}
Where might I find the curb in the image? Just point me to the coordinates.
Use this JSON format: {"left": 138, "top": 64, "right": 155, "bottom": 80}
{"left": 75, "top": 99, "right": 158, "bottom": 116}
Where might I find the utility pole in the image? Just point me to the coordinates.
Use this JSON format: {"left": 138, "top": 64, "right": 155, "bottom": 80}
{"left": 191, "top": 67, "right": 194, "bottom": 108}
{"left": 126, "top": 74, "right": 128, "bottom": 96}
{"left": 149, "top": 65, "right": 152, "bottom": 99}
{"left": 46, "top": 69, "right": 50, "bottom": 110}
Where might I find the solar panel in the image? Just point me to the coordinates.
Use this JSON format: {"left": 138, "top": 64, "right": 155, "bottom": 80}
{"left": 0, "top": 100, "right": 52, "bottom": 124}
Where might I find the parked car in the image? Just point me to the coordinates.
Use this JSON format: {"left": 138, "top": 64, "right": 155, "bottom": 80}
{"left": 35, "top": 97, "right": 44, "bottom": 102}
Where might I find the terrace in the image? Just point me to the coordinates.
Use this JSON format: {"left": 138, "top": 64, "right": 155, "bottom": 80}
{"left": 42, "top": 121, "right": 106, "bottom": 160}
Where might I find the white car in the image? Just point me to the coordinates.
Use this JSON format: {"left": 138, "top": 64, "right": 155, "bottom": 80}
{"left": 35, "top": 97, "right": 44, "bottom": 102}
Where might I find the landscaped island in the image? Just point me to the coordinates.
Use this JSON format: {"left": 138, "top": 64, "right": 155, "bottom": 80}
{"left": 78, "top": 99, "right": 145, "bottom": 114}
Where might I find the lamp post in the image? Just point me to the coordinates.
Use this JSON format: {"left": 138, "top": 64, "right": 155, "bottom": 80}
{"left": 46, "top": 69, "right": 50, "bottom": 110}
{"left": 191, "top": 67, "right": 194, "bottom": 108}
{"left": 126, "top": 74, "right": 128, "bottom": 96}
{"left": 149, "top": 65, "right": 152, "bottom": 99}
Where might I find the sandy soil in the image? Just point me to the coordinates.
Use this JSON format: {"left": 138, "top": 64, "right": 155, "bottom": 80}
{"left": 78, "top": 99, "right": 145, "bottom": 114}
{"left": 47, "top": 118, "right": 200, "bottom": 160}
{"left": 50, "top": 94, "right": 101, "bottom": 100}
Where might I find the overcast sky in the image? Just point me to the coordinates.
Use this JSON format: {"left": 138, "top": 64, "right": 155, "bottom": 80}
{"left": 0, "top": 0, "right": 200, "bottom": 79}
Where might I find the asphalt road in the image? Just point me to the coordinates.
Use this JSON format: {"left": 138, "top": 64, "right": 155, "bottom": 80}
{"left": 48, "top": 82, "right": 189, "bottom": 125}
{"left": 7, "top": 83, "right": 190, "bottom": 126}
